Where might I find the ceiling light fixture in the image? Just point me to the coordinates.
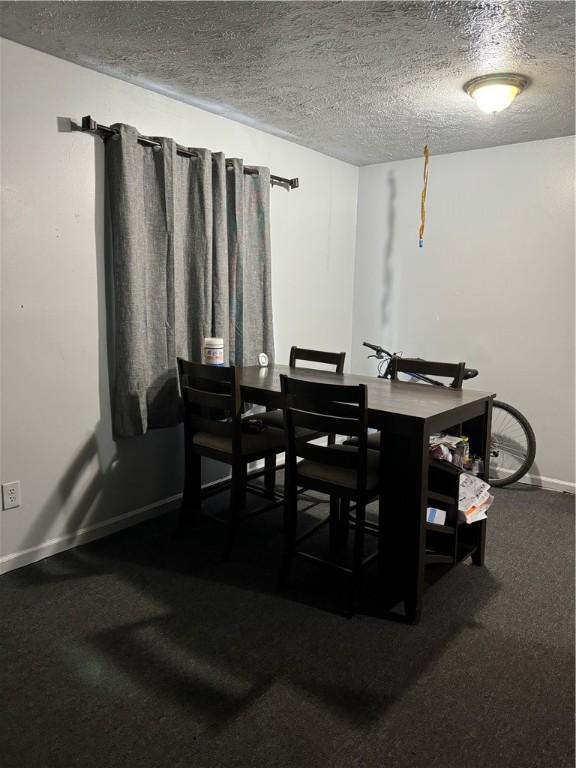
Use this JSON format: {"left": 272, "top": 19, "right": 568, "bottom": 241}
{"left": 464, "top": 73, "right": 528, "bottom": 114}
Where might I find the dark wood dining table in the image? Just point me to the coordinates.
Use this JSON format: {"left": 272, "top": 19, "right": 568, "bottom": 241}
{"left": 240, "top": 364, "right": 494, "bottom": 624}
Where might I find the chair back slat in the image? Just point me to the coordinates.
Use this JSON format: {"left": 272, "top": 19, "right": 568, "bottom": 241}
{"left": 290, "top": 409, "right": 362, "bottom": 438}
{"left": 181, "top": 374, "right": 232, "bottom": 396}
{"left": 183, "top": 386, "right": 233, "bottom": 412}
{"left": 282, "top": 377, "right": 360, "bottom": 403}
{"left": 288, "top": 395, "right": 360, "bottom": 420}
{"left": 178, "top": 358, "right": 234, "bottom": 383}
{"left": 289, "top": 346, "right": 346, "bottom": 373}
{"left": 390, "top": 357, "right": 466, "bottom": 389}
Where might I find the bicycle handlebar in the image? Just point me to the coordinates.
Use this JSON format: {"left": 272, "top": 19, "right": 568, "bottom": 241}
{"left": 362, "top": 341, "right": 393, "bottom": 357}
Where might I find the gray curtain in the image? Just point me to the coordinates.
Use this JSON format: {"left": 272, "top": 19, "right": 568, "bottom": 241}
{"left": 105, "top": 124, "right": 274, "bottom": 439}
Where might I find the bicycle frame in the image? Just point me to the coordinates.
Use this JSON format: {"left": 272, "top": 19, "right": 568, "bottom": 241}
{"left": 363, "top": 341, "right": 478, "bottom": 387}
{"left": 379, "top": 359, "right": 446, "bottom": 387}
{"left": 363, "top": 342, "right": 448, "bottom": 387}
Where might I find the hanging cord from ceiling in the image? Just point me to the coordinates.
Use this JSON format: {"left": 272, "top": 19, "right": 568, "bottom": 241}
{"left": 418, "top": 144, "right": 430, "bottom": 248}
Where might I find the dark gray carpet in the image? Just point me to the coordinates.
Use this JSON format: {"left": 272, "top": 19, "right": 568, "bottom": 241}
{"left": 1, "top": 484, "right": 573, "bottom": 768}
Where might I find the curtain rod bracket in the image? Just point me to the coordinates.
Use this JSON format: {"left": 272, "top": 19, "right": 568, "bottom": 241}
{"left": 270, "top": 176, "right": 299, "bottom": 190}
{"left": 81, "top": 116, "right": 98, "bottom": 132}
{"left": 76, "top": 115, "right": 299, "bottom": 190}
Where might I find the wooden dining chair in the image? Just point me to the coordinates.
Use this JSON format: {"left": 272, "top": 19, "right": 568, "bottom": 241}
{"left": 289, "top": 346, "right": 346, "bottom": 372}
{"left": 261, "top": 346, "right": 346, "bottom": 493}
{"left": 177, "top": 358, "right": 285, "bottom": 558}
{"left": 278, "top": 375, "right": 381, "bottom": 615}
{"left": 389, "top": 357, "right": 466, "bottom": 389}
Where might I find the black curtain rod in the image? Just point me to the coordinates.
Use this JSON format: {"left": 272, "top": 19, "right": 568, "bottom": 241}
{"left": 74, "top": 116, "right": 299, "bottom": 190}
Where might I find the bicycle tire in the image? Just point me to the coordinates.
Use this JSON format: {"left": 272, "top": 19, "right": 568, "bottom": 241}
{"left": 488, "top": 400, "right": 536, "bottom": 487}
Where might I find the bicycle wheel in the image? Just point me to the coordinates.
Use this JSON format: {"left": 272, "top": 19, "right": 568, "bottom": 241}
{"left": 488, "top": 400, "right": 536, "bottom": 487}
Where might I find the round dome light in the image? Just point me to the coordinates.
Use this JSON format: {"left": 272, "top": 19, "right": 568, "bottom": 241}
{"left": 464, "top": 74, "right": 529, "bottom": 114}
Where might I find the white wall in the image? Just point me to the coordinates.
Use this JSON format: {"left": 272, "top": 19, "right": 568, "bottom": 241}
{"left": 2, "top": 39, "right": 573, "bottom": 577}
{"left": 352, "top": 136, "right": 575, "bottom": 491}
{"left": 0, "top": 39, "right": 358, "bottom": 571}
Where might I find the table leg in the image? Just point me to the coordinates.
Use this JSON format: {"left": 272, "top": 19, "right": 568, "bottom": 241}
{"left": 264, "top": 455, "right": 277, "bottom": 495}
{"left": 471, "top": 520, "right": 486, "bottom": 566}
{"left": 329, "top": 496, "right": 340, "bottom": 548}
{"left": 264, "top": 405, "right": 278, "bottom": 495}
{"left": 462, "top": 399, "right": 492, "bottom": 567}
{"left": 379, "top": 420, "right": 428, "bottom": 624}
{"left": 329, "top": 497, "right": 349, "bottom": 549}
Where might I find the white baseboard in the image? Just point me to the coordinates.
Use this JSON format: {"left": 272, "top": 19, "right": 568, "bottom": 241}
{"left": 0, "top": 493, "right": 183, "bottom": 575}
{"left": 518, "top": 473, "right": 575, "bottom": 494}
{"left": 2, "top": 467, "right": 572, "bottom": 576}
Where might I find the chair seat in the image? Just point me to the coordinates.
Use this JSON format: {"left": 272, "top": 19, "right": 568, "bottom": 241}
{"left": 192, "top": 426, "right": 285, "bottom": 457}
{"left": 343, "top": 433, "right": 380, "bottom": 450}
{"left": 297, "top": 445, "right": 381, "bottom": 492}
{"left": 260, "top": 409, "right": 322, "bottom": 440}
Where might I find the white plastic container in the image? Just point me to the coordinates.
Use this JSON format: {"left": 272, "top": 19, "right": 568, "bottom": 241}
{"left": 426, "top": 507, "right": 446, "bottom": 526}
{"left": 203, "top": 337, "right": 224, "bottom": 366}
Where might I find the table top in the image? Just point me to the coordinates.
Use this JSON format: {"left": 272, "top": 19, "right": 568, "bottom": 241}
{"left": 240, "top": 364, "right": 494, "bottom": 422}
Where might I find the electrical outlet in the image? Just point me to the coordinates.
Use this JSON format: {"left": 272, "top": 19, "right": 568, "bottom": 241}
{"left": 2, "top": 481, "right": 21, "bottom": 510}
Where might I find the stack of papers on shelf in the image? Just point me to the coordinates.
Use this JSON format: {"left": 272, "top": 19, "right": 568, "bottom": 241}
{"left": 429, "top": 433, "right": 463, "bottom": 464}
{"left": 430, "top": 434, "right": 463, "bottom": 450}
{"left": 459, "top": 473, "right": 494, "bottom": 524}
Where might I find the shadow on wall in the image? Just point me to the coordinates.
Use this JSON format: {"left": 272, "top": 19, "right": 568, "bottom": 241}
{"left": 381, "top": 170, "right": 396, "bottom": 332}
{"left": 8, "top": 131, "right": 185, "bottom": 574}
{"left": 11, "top": 424, "right": 183, "bottom": 582}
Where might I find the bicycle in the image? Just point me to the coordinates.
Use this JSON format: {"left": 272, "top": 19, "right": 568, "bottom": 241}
{"left": 363, "top": 342, "right": 536, "bottom": 488}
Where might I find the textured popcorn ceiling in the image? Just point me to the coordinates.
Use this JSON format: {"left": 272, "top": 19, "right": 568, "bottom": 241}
{"left": 0, "top": 1, "right": 574, "bottom": 164}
